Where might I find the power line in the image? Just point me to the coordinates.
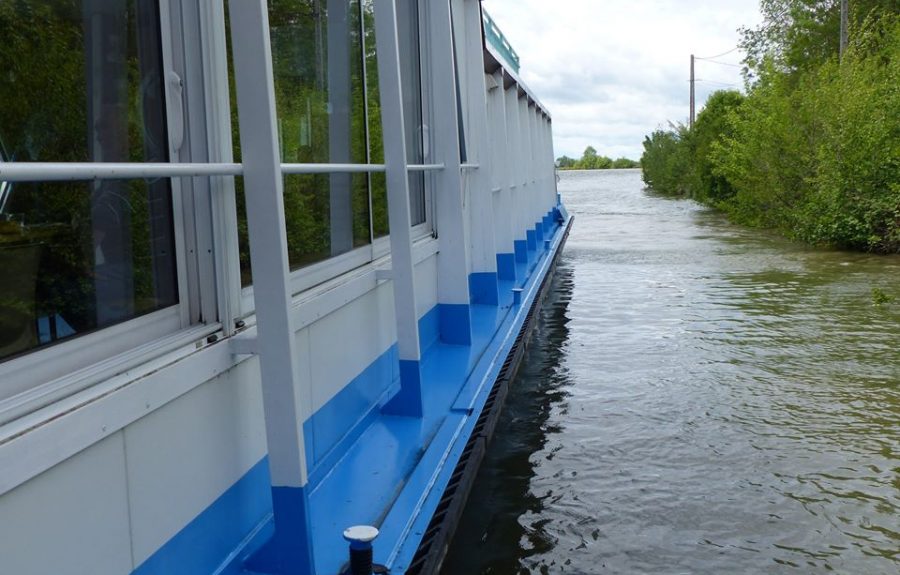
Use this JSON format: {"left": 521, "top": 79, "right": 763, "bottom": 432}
{"left": 695, "top": 46, "right": 740, "bottom": 60}
{"left": 695, "top": 57, "right": 742, "bottom": 67}
{"left": 696, "top": 78, "right": 741, "bottom": 88}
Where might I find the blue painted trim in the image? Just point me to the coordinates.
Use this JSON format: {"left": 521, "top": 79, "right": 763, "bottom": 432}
{"left": 513, "top": 239, "right": 528, "bottom": 263}
{"left": 439, "top": 303, "right": 472, "bottom": 345}
{"left": 418, "top": 305, "right": 441, "bottom": 354}
{"left": 305, "top": 346, "right": 396, "bottom": 469}
{"left": 535, "top": 221, "right": 544, "bottom": 243}
{"left": 383, "top": 216, "right": 574, "bottom": 572}
{"left": 306, "top": 305, "right": 439, "bottom": 479}
{"left": 469, "top": 272, "right": 500, "bottom": 306}
{"left": 496, "top": 252, "right": 517, "bottom": 281}
{"left": 244, "top": 486, "right": 315, "bottom": 575}
{"left": 132, "top": 458, "right": 273, "bottom": 575}
{"left": 382, "top": 359, "right": 424, "bottom": 417}
{"left": 526, "top": 229, "right": 537, "bottom": 251}
{"left": 128, "top": 216, "right": 573, "bottom": 575}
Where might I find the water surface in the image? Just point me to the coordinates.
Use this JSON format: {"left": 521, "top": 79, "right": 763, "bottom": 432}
{"left": 443, "top": 169, "right": 899, "bottom": 574}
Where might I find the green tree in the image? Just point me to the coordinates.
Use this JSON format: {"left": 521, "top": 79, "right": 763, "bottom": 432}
{"left": 640, "top": 128, "right": 691, "bottom": 195}
{"left": 612, "top": 157, "right": 639, "bottom": 169}
{"left": 556, "top": 155, "right": 576, "bottom": 168}
{"left": 642, "top": 4, "right": 898, "bottom": 253}
{"left": 688, "top": 90, "right": 744, "bottom": 204}
{"left": 579, "top": 145, "right": 599, "bottom": 168}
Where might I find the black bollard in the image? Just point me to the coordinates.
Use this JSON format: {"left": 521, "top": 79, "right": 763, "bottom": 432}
{"left": 343, "top": 525, "right": 379, "bottom": 575}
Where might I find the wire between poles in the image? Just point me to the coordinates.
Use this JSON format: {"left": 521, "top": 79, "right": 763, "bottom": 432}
{"left": 695, "top": 46, "right": 740, "bottom": 60}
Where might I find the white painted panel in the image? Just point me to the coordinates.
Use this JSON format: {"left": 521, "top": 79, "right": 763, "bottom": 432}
{"left": 294, "top": 328, "right": 315, "bottom": 422}
{"left": 309, "top": 287, "right": 396, "bottom": 413}
{"left": 124, "top": 361, "right": 267, "bottom": 566}
{"left": 0, "top": 433, "right": 132, "bottom": 575}
{"left": 492, "top": 190, "right": 505, "bottom": 249}
{"left": 414, "top": 253, "right": 438, "bottom": 319}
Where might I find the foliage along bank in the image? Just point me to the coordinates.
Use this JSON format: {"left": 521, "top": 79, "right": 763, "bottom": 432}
{"left": 641, "top": 2, "right": 899, "bottom": 254}
{"left": 557, "top": 146, "right": 640, "bottom": 170}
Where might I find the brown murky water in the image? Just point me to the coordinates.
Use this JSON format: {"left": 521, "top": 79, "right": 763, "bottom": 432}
{"left": 443, "top": 169, "right": 899, "bottom": 574}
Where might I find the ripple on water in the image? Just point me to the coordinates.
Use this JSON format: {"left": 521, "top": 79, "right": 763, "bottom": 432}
{"left": 442, "top": 171, "right": 900, "bottom": 575}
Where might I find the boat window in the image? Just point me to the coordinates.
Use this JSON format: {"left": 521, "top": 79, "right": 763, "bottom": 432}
{"left": 0, "top": 1, "right": 177, "bottom": 363}
{"left": 228, "top": 0, "right": 371, "bottom": 286}
{"left": 359, "top": 0, "right": 427, "bottom": 235}
{"left": 395, "top": 0, "right": 427, "bottom": 226}
{"left": 227, "top": 0, "right": 428, "bottom": 287}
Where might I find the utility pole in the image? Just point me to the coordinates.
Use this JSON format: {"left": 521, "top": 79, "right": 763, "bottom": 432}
{"left": 689, "top": 54, "right": 695, "bottom": 129}
{"left": 839, "top": 0, "right": 849, "bottom": 60}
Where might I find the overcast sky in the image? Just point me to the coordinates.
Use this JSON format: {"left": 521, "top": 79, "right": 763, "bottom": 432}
{"left": 481, "top": 0, "right": 763, "bottom": 160}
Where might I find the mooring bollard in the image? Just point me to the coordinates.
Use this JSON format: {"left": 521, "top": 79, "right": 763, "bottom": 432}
{"left": 343, "top": 525, "right": 379, "bottom": 575}
{"left": 512, "top": 287, "right": 523, "bottom": 306}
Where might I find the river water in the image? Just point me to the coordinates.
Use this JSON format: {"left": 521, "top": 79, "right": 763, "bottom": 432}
{"left": 442, "top": 169, "right": 899, "bottom": 574}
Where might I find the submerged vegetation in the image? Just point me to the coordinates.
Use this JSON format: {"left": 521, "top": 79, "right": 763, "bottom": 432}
{"left": 557, "top": 146, "right": 640, "bottom": 170}
{"left": 641, "top": 1, "right": 899, "bottom": 254}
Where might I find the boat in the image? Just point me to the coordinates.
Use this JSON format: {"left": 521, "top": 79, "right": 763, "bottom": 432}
{"left": 0, "top": 1, "right": 571, "bottom": 574}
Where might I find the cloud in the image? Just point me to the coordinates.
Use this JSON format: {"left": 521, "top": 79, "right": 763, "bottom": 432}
{"left": 481, "top": 0, "right": 762, "bottom": 159}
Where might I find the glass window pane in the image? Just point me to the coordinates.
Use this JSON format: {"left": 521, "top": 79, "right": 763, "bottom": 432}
{"left": 355, "top": 0, "right": 427, "bottom": 236}
{"left": 228, "top": 0, "right": 374, "bottom": 284}
{"left": 396, "top": 0, "right": 426, "bottom": 226}
{"left": 361, "top": 0, "right": 388, "bottom": 238}
{"left": 0, "top": 1, "right": 177, "bottom": 363}
{"left": 271, "top": 0, "right": 371, "bottom": 270}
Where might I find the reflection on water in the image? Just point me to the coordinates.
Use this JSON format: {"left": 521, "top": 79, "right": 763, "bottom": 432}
{"left": 441, "top": 263, "right": 575, "bottom": 574}
{"left": 443, "top": 169, "right": 899, "bottom": 574}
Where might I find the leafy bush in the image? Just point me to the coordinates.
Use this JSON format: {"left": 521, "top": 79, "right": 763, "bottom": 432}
{"left": 640, "top": 6, "right": 899, "bottom": 254}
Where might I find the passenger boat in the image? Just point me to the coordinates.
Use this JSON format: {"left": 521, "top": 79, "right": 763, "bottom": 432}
{"left": 0, "top": 1, "right": 570, "bottom": 574}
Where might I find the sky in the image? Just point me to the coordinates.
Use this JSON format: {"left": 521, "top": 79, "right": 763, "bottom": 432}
{"left": 481, "top": 0, "right": 764, "bottom": 161}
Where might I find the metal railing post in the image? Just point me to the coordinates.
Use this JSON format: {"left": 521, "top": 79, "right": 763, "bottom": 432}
{"left": 374, "top": 0, "right": 424, "bottom": 417}
{"left": 425, "top": 0, "right": 473, "bottom": 344}
{"left": 460, "top": 0, "right": 499, "bottom": 305}
{"left": 226, "top": 1, "right": 314, "bottom": 573}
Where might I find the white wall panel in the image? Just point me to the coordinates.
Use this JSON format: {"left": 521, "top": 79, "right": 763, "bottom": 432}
{"left": 124, "top": 361, "right": 267, "bottom": 566}
{"left": 308, "top": 286, "right": 396, "bottom": 414}
{"left": 0, "top": 433, "right": 132, "bottom": 575}
{"left": 415, "top": 254, "right": 438, "bottom": 319}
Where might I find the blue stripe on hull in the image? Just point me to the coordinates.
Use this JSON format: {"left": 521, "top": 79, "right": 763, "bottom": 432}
{"left": 131, "top": 458, "right": 272, "bottom": 575}
{"left": 439, "top": 303, "right": 472, "bottom": 345}
{"left": 513, "top": 239, "right": 528, "bottom": 263}
{"left": 525, "top": 229, "right": 537, "bottom": 251}
{"left": 131, "top": 211, "right": 571, "bottom": 575}
{"left": 469, "top": 271, "right": 500, "bottom": 306}
{"left": 496, "top": 253, "right": 517, "bottom": 281}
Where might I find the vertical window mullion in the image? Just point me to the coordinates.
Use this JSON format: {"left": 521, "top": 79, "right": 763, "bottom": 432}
{"left": 358, "top": 0, "right": 376, "bottom": 246}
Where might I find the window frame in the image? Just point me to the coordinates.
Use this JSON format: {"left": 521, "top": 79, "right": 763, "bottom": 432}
{"left": 0, "top": 0, "right": 214, "bottom": 419}
{"left": 224, "top": 0, "right": 435, "bottom": 320}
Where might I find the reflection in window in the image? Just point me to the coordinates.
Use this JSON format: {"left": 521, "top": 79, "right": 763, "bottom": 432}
{"left": 230, "top": 0, "right": 427, "bottom": 284}
{"left": 395, "top": 0, "right": 426, "bottom": 226}
{"left": 362, "top": 0, "right": 426, "bottom": 233}
{"left": 231, "top": 0, "right": 373, "bottom": 284}
{"left": 0, "top": 1, "right": 177, "bottom": 362}
{"left": 270, "top": 0, "right": 372, "bottom": 267}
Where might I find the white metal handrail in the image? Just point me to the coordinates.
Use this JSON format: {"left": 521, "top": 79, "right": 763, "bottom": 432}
{"left": 0, "top": 162, "right": 449, "bottom": 183}
{"left": 0, "top": 162, "right": 242, "bottom": 182}
{"left": 407, "top": 163, "right": 445, "bottom": 172}
{"left": 281, "top": 163, "right": 386, "bottom": 174}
